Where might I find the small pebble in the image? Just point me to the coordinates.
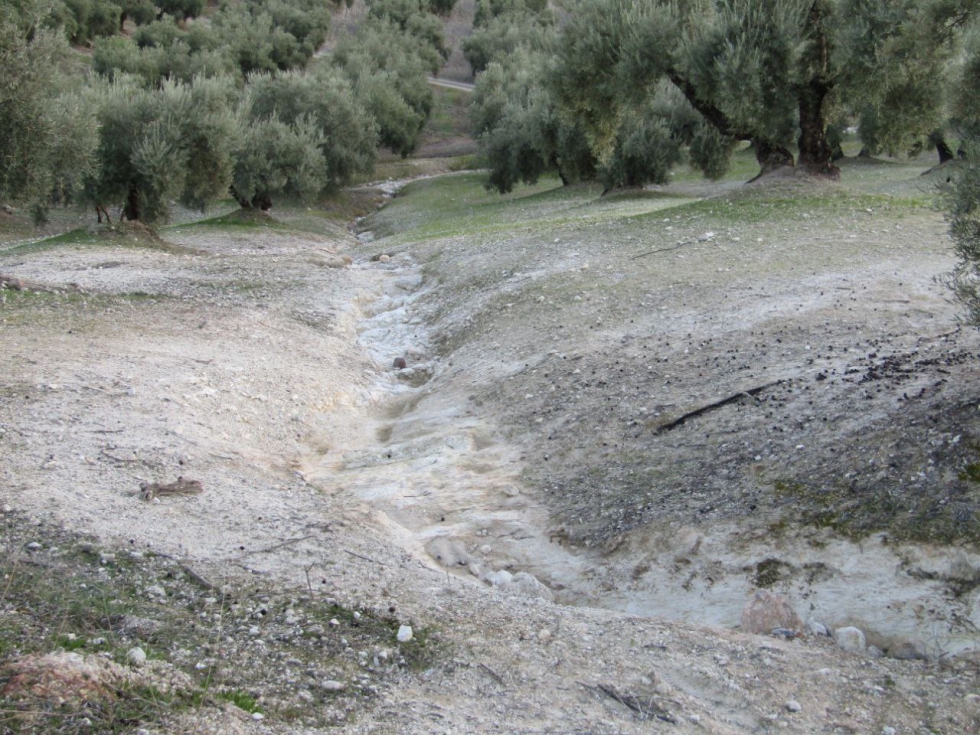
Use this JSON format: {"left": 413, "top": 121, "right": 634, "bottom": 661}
{"left": 786, "top": 699, "right": 801, "bottom": 713}
{"left": 26, "top": 542, "right": 41, "bottom": 551}
{"left": 321, "top": 680, "right": 345, "bottom": 692}
{"left": 251, "top": 712, "right": 264, "bottom": 721}
{"left": 127, "top": 647, "right": 147, "bottom": 666}
{"left": 397, "top": 624, "right": 413, "bottom": 643}
{"left": 882, "top": 727, "right": 897, "bottom": 735}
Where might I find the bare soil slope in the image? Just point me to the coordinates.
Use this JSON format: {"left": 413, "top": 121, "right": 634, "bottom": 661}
{"left": 1, "top": 163, "right": 979, "bottom": 733}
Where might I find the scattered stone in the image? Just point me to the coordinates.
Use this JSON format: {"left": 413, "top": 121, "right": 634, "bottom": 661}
{"left": 25, "top": 542, "right": 41, "bottom": 551}
{"left": 321, "top": 680, "right": 345, "bottom": 692}
{"left": 138, "top": 477, "right": 203, "bottom": 501}
{"left": 397, "top": 625, "right": 413, "bottom": 643}
{"left": 312, "top": 254, "right": 352, "bottom": 269}
{"left": 882, "top": 727, "right": 897, "bottom": 735}
{"left": 806, "top": 618, "right": 829, "bottom": 637}
{"left": 116, "top": 615, "right": 163, "bottom": 639}
{"left": 0, "top": 274, "right": 24, "bottom": 291}
{"left": 357, "top": 231, "right": 375, "bottom": 243}
{"left": 485, "top": 569, "right": 554, "bottom": 601}
{"left": 771, "top": 628, "right": 799, "bottom": 639}
{"left": 740, "top": 590, "right": 802, "bottom": 634}
{"left": 427, "top": 537, "right": 476, "bottom": 568}
{"left": 833, "top": 626, "right": 866, "bottom": 653}
{"left": 378, "top": 254, "right": 391, "bottom": 263}
{"left": 786, "top": 700, "right": 802, "bottom": 713}
{"left": 2, "top": 505, "right": 11, "bottom": 513}
{"left": 145, "top": 585, "right": 166, "bottom": 598}
{"left": 251, "top": 712, "right": 264, "bottom": 721}
{"left": 126, "top": 647, "right": 147, "bottom": 667}
{"left": 890, "top": 639, "right": 927, "bottom": 660}
{"left": 537, "top": 629, "right": 552, "bottom": 643}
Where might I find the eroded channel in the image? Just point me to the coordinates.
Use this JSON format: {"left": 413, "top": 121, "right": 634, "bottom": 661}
{"left": 310, "top": 230, "right": 980, "bottom": 662}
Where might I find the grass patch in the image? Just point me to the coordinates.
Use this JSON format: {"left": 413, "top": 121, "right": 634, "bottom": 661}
{"left": 3, "top": 223, "right": 197, "bottom": 257}
{"left": 172, "top": 209, "right": 288, "bottom": 230}
{"left": 771, "top": 475, "right": 980, "bottom": 546}
{"left": 0, "top": 512, "right": 443, "bottom": 732}
{"left": 959, "top": 462, "right": 980, "bottom": 483}
{"left": 216, "top": 689, "right": 262, "bottom": 714}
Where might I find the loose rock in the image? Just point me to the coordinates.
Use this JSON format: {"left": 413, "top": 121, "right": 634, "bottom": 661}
{"left": 833, "top": 626, "right": 866, "bottom": 653}
{"left": 127, "top": 647, "right": 147, "bottom": 667}
{"left": 740, "top": 590, "right": 802, "bottom": 634}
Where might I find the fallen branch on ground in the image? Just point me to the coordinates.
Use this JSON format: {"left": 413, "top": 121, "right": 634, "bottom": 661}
{"left": 652, "top": 380, "right": 784, "bottom": 435}
{"left": 238, "top": 535, "right": 316, "bottom": 557}
{"left": 580, "top": 681, "right": 677, "bottom": 723}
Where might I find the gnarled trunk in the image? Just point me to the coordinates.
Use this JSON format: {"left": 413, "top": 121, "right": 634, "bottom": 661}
{"left": 230, "top": 186, "right": 272, "bottom": 211}
{"left": 752, "top": 139, "right": 794, "bottom": 177}
{"left": 797, "top": 1, "right": 839, "bottom": 179}
{"left": 797, "top": 81, "right": 838, "bottom": 178}
{"left": 935, "top": 137, "right": 955, "bottom": 164}
{"left": 123, "top": 184, "right": 140, "bottom": 222}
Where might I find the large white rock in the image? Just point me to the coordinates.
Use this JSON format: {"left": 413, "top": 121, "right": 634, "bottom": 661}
{"left": 833, "top": 626, "right": 867, "bottom": 653}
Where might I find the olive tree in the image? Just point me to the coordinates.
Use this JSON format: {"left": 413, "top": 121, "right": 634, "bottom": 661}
{"left": 554, "top": 0, "right": 978, "bottom": 180}
{"left": 940, "top": 26, "right": 980, "bottom": 322}
{"left": 244, "top": 68, "right": 378, "bottom": 192}
{"left": 0, "top": 6, "right": 98, "bottom": 221}
{"left": 331, "top": 19, "right": 436, "bottom": 156}
{"left": 85, "top": 75, "right": 239, "bottom": 223}
{"left": 472, "top": 49, "right": 595, "bottom": 193}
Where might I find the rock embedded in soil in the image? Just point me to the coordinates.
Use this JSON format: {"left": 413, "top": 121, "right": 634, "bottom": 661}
{"left": 833, "top": 626, "right": 867, "bottom": 653}
{"left": 740, "top": 589, "right": 802, "bottom": 634}
{"left": 127, "top": 647, "right": 147, "bottom": 667}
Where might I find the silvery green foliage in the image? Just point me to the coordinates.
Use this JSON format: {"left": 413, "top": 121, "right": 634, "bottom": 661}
{"left": 365, "top": 0, "right": 449, "bottom": 60}
{"left": 231, "top": 114, "right": 327, "bottom": 210}
{"left": 85, "top": 75, "right": 239, "bottom": 223}
{"left": 331, "top": 18, "right": 437, "bottom": 156}
{"left": 597, "top": 113, "right": 681, "bottom": 191}
{"left": 244, "top": 68, "right": 378, "bottom": 191}
{"left": 940, "top": 145, "right": 980, "bottom": 324}
{"left": 463, "top": 5, "right": 556, "bottom": 73}
{"left": 0, "top": 6, "right": 98, "bottom": 222}
{"left": 471, "top": 49, "right": 594, "bottom": 193}
{"left": 940, "top": 26, "right": 980, "bottom": 321}
{"left": 554, "top": 0, "right": 978, "bottom": 177}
